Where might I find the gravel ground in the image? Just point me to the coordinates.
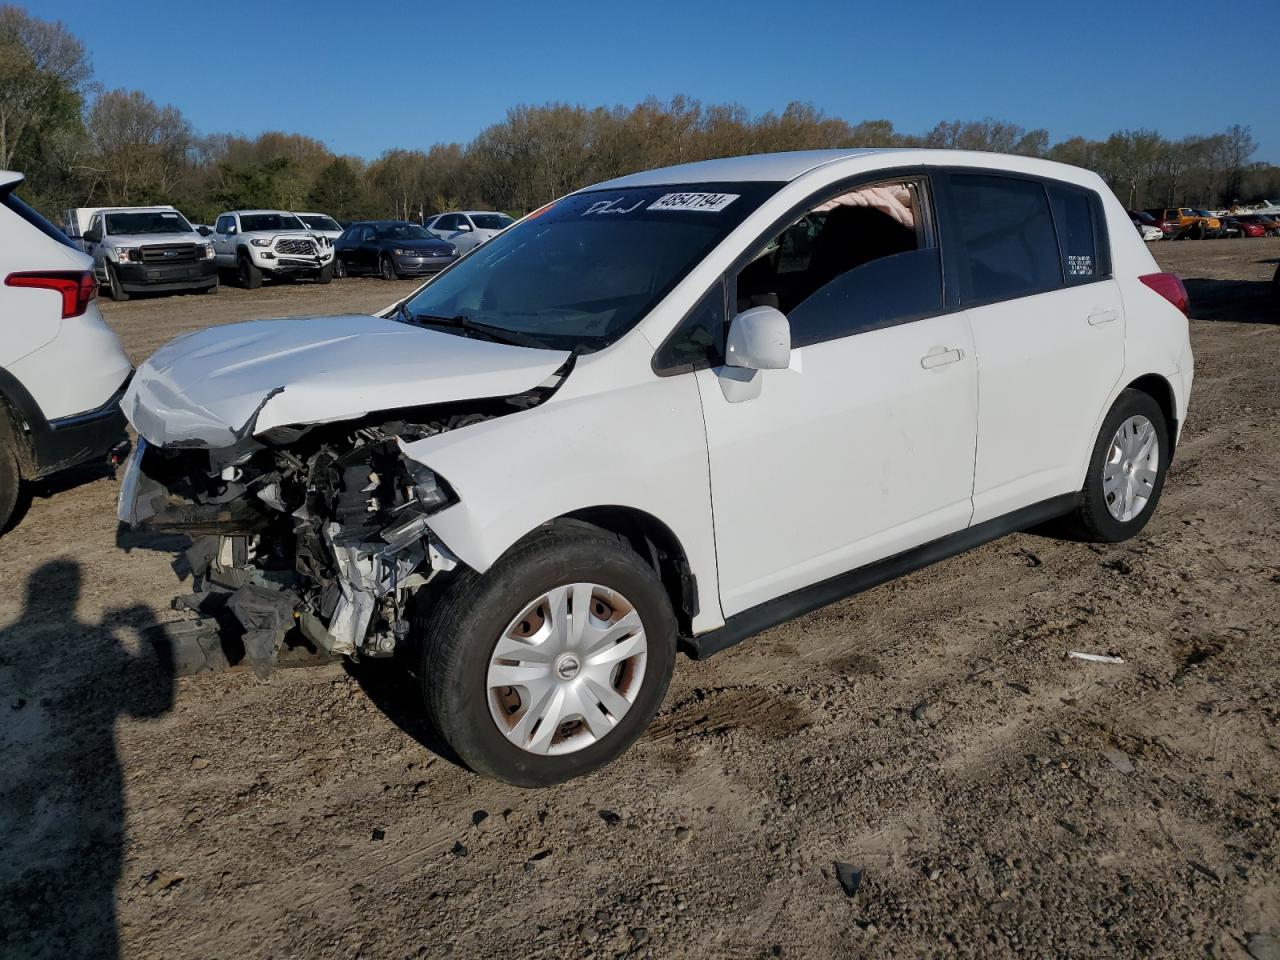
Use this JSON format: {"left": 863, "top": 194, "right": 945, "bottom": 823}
{"left": 1, "top": 242, "right": 1278, "bottom": 959}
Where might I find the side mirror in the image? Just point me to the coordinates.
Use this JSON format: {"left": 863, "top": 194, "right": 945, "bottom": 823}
{"left": 726, "top": 305, "right": 791, "bottom": 370}
{"left": 456, "top": 222, "right": 472, "bottom": 232}
{"left": 197, "top": 225, "right": 212, "bottom": 237}
{"left": 83, "top": 229, "right": 101, "bottom": 244}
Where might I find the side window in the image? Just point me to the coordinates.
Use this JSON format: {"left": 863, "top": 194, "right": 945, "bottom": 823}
{"left": 88, "top": 214, "right": 102, "bottom": 237}
{"left": 360, "top": 225, "right": 376, "bottom": 242}
{"left": 948, "top": 173, "right": 1062, "bottom": 305}
{"left": 734, "top": 178, "right": 943, "bottom": 348}
{"left": 338, "top": 226, "right": 357, "bottom": 241}
{"left": 1047, "top": 183, "right": 1105, "bottom": 285}
{"left": 215, "top": 215, "right": 233, "bottom": 234}
{"left": 434, "top": 214, "right": 456, "bottom": 231}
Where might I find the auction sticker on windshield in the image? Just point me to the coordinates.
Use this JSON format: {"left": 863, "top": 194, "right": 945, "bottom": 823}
{"left": 648, "top": 192, "right": 739, "bottom": 212}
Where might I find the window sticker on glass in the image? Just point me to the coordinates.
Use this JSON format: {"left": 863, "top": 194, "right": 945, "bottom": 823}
{"left": 1067, "top": 254, "right": 1093, "bottom": 276}
{"left": 647, "top": 192, "right": 740, "bottom": 213}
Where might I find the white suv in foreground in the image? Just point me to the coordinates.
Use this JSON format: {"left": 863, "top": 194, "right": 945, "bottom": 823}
{"left": 0, "top": 171, "right": 132, "bottom": 533}
{"left": 118, "top": 149, "right": 1193, "bottom": 786}
{"left": 210, "top": 210, "right": 335, "bottom": 288}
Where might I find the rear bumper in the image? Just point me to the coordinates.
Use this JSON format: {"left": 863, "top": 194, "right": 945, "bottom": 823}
{"left": 28, "top": 375, "right": 131, "bottom": 478}
{"left": 116, "top": 259, "right": 218, "bottom": 292}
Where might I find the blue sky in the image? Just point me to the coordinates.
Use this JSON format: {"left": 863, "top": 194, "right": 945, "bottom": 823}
{"left": 38, "top": 0, "right": 1280, "bottom": 162}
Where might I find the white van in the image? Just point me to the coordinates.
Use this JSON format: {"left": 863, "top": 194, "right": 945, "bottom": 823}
{"left": 118, "top": 149, "right": 1193, "bottom": 785}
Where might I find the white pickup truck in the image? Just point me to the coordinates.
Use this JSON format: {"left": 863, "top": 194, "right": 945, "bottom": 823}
{"left": 209, "top": 210, "right": 335, "bottom": 288}
{"left": 65, "top": 205, "right": 217, "bottom": 301}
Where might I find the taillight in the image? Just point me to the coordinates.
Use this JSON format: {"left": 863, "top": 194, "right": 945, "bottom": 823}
{"left": 5, "top": 270, "right": 97, "bottom": 318}
{"left": 1139, "top": 272, "right": 1189, "bottom": 317}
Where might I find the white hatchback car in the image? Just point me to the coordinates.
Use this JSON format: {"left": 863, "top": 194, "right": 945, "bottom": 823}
{"left": 0, "top": 171, "right": 132, "bottom": 533}
{"left": 118, "top": 149, "right": 1193, "bottom": 785}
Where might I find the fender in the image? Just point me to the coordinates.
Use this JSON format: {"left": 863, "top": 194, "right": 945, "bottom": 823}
{"left": 405, "top": 346, "right": 727, "bottom": 634}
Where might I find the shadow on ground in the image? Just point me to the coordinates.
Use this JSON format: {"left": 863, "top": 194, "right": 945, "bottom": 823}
{"left": 0, "top": 561, "right": 178, "bottom": 960}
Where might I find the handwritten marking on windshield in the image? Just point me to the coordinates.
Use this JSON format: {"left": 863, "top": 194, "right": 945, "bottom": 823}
{"left": 581, "top": 198, "right": 646, "bottom": 216}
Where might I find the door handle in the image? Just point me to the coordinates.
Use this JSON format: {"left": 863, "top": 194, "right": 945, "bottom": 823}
{"left": 1088, "top": 309, "right": 1119, "bottom": 326}
{"left": 920, "top": 347, "right": 964, "bottom": 369}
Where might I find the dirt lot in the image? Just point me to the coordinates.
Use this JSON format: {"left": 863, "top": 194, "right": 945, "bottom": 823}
{"left": 2, "top": 243, "right": 1278, "bottom": 959}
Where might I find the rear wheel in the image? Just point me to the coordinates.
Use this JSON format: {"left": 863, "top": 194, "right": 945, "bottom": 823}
{"left": 0, "top": 415, "right": 23, "bottom": 535}
{"left": 380, "top": 255, "right": 398, "bottom": 281}
{"left": 416, "top": 523, "right": 677, "bottom": 787}
{"left": 238, "top": 253, "right": 263, "bottom": 289}
{"left": 1067, "top": 389, "right": 1169, "bottom": 543}
{"left": 105, "top": 262, "right": 129, "bottom": 301}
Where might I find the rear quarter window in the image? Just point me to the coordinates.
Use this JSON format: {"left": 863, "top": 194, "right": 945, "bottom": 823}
{"left": 1047, "top": 183, "right": 1108, "bottom": 285}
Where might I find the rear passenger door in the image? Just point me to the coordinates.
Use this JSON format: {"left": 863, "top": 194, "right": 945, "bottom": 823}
{"left": 942, "top": 172, "right": 1124, "bottom": 525}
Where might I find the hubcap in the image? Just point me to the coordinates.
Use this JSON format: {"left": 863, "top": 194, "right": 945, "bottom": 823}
{"left": 1103, "top": 415, "right": 1160, "bottom": 522}
{"left": 486, "top": 582, "right": 648, "bottom": 756}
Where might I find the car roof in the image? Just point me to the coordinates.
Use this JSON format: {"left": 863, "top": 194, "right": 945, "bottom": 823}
{"left": 227, "top": 209, "right": 296, "bottom": 216}
{"left": 588, "top": 148, "right": 1104, "bottom": 190}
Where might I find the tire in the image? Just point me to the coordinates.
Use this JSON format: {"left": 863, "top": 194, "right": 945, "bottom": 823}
{"left": 105, "top": 262, "right": 129, "bottom": 301}
{"left": 317, "top": 263, "right": 334, "bottom": 284}
{"left": 203, "top": 277, "right": 219, "bottom": 294}
{"left": 1191, "top": 222, "right": 1206, "bottom": 240}
{"left": 0, "top": 415, "right": 22, "bottom": 535}
{"left": 380, "top": 255, "right": 398, "bottom": 281}
{"left": 237, "top": 253, "right": 263, "bottom": 289}
{"left": 333, "top": 258, "right": 346, "bottom": 279}
{"left": 1067, "top": 389, "right": 1170, "bottom": 543}
{"left": 416, "top": 522, "right": 678, "bottom": 787}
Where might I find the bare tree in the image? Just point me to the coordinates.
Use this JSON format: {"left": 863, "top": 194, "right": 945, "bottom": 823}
{"left": 0, "top": 6, "right": 93, "bottom": 170}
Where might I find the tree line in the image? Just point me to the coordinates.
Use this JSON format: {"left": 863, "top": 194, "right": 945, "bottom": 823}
{"left": 4, "top": 5, "right": 1277, "bottom": 226}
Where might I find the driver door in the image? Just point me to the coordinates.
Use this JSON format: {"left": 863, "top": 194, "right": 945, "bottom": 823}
{"left": 693, "top": 177, "right": 979, "bottom": 617}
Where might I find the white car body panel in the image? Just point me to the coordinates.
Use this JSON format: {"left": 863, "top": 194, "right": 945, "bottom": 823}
{"left": 964, "top": 280, "right": 1125, "bottom": 525}
{"left": 695, "top": 311, "right": 978, "bottom": 617}
{"left": 402, "top": 332, "right": 727, "bottom": 633}
{"left": 293, "top": 212, "right": 344, "bottom": 244}
{"left": 121, "top": 314, "right": 570, "bottom": 448}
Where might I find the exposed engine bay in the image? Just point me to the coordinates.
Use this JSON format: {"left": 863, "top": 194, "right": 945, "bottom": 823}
{"left": 119, "top": 377, "right": 564, "bottom": 677}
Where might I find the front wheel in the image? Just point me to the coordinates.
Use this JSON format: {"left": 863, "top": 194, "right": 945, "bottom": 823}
{"left": 316, "top": 263, "right": 334, "bottom": 284}
{"left": 1067, "top": 389, "right": 1169, "bottom": 543}
{"left": 380, "top": 255, "right": 398, "bottom": 281}
{"left": 105, "top": 262, "right": 129, "bottom": 301}
{"left": 238, "top": 254, "right": 263, "bottom": 289}
{"left": 333, "top": 257, "right": 347, "bottom": 279}
{"left": 416, "top": 523, "right": 677, "bottom": 787}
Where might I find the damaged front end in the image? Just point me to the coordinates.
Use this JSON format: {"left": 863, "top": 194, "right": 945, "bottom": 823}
{"left": 120, "top": 408, "right": 495, "bottom": 677}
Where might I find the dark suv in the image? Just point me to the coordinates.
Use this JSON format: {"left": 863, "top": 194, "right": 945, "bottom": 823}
{"left": 334, "top": 221, "right": 457, "bottom": 279}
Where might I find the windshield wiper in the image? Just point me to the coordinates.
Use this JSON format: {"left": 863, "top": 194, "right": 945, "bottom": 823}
{"left": 408, "top": 312, "right": 549, "bottom": 349}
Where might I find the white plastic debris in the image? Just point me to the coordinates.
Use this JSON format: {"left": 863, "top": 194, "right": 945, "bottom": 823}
{"left": 1067, "top": 651, "right": 1125, "bottom": 664}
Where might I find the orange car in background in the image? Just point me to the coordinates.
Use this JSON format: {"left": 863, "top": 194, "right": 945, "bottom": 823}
{"left": 1144, "top": 207, "right": 1222, "bottom": 239}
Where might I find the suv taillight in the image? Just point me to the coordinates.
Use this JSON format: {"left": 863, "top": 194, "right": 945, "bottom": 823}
{"left": 1139, "top": 272, "right": 1189, "bottom": 317}
{"left": 5, "top": 270, "right": 97, "bottom": 318}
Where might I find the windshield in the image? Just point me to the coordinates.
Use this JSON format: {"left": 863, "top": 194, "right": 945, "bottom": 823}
{"left": 403, "top": 182, "right": 779, "bottom": 351}
{"left": 240, "top": 213, "right": 305, "bottom": 232}
{"left": 376, "top": 223, "right": 433, "bottom": 240}
{"left": 470, "top": 213, "right": 514, "bottom": 230}
{"left": 298, "top": 214, "right": 341, "bottom": 231}
{"left": 105, "top": 210, "right": 193, "bottom": 235}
